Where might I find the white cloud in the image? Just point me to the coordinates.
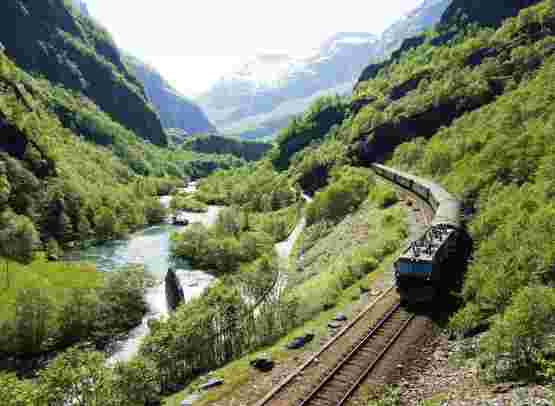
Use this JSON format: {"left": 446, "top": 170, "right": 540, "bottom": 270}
{"left": 85, "top": 0, "right": 424, "bottom": 96}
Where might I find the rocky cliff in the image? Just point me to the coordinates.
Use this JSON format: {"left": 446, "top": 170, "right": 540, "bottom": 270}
{"left": 0, "top": 0, "right": 167, "bottom": 146}
{"left": 125, "top": 55, "right": 216, "bottom": 137}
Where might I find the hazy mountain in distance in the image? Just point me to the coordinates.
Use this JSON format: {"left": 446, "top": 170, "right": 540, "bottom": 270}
{"left": 199, "top": 0, "right": 452, "bottom": 140}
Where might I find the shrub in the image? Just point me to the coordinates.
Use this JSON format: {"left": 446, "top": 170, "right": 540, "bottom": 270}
{"left": 0, "top": 373, "right": 37, "bottom": 405}
{"left": 369, "top": 385, "right": 402, "bottom": 406}
{"left": 479, "top": 286, "right": 555, "bottom": 380}
{"left": 370, "top": 185, "right": 399, "bottom": 209}
{"left": 306, "top": 166, "right": 373, "bottom": 226}
{"left": 170, "top": 193, "right": 207, "bottom": 213}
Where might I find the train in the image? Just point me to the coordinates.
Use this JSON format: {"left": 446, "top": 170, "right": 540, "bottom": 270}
{"left": 371, "top": 164, "right": 470, "bottom": 305}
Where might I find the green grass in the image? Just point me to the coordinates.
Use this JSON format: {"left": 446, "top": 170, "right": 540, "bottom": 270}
{"left": 0, "top": 258, "right": 101, "bottom": 322}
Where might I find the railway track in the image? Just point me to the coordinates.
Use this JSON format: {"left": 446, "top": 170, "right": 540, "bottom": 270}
{"left": 298, "top": 303, "right": 414, "bottom": 406}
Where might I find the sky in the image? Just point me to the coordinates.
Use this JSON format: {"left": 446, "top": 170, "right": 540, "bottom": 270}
{"left": 85, "top": 0, "right": 424, "bottom": 97}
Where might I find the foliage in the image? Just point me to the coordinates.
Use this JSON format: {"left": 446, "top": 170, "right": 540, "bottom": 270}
{"left": 182, "top": 134, "right": 272, "bottom": 161}
{"left": 140, "top": 275, "right": 294, "bottom": 393}
{"left": 306, "top": 166, "right": 374, "bottom": 226}
{"left": 270, "top": 95, "right": 349, "bottom": 171}
{"left": 195, "top": 162, "right": 298, "bottom": 210}
{"left": 37, "top": 347, "right": 113, "bottom": 406}
{"left": 0, "top": 51, "right": 242, "bottom": 253}
{"left": 368, "top": 385, "right": 401, "bottom": 406}
{"left": 382, "top": 0, "right": 555, "bottom": 380}
{"left": 0, "top": 0, "right": 168, "bottom": 146}
{"left": 0, "top": 373, "right": 38, "bottom": 406}
{"left": 0, "top": 264, "right": 149, "bottom": 354}
{"left": 172, "top": 213, "right": 275, "bottom": 275}
{"left": 290, "top": 197, "right": 406, "bottom": 322}
{"left": 369, "top": 184, "right": 400, "bottom": 208}
{"left": 479, "top": 286, "right": 555, "bottom": 380}
{"left": 170, "top": 192, "right": 208, "bottom": 213}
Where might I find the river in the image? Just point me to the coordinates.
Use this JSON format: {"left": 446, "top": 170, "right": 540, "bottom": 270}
{"left": 65, "top": 184, "right": 221, "bottom": 363}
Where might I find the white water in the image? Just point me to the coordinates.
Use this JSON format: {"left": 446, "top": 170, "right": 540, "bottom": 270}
{"left": 66, "top": 183, "right": 220, "bottom": 364}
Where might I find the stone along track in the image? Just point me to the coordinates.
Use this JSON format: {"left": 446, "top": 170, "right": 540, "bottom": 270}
{"left": 254, "top": 288, "right": 403, "bottom": 406}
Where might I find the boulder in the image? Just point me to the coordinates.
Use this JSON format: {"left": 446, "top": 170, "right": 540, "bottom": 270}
{"left": 250, "top": 355, "right": 274, "bottom": 372}
{"left": 286, "top": 333, "right": 315, "bottom": 350}
{"left": 165, "top": 268, "right": 185, "bottom": 311}
{"left": 333, "top": 313, "right": 348, "bottom": 322}
{"left": 199, "top": 378, "right": 224, "bottom": 391}
{"left": 173, "top": 212, "right": 190, "bottom": 226}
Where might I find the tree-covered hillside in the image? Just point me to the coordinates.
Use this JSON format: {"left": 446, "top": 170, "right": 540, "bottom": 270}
{"left": 0, "top": 0, "right": 167, "bottom": 146}
{"left": 182, "top": 134, "right": 272, "bottom": 161}
{"left": 0, "top": 50, "right": 242, "bottom": 250}
{"left": 294, "top": 0, "right": 555, "bottom": 381}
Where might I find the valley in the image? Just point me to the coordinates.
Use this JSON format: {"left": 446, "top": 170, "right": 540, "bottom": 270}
{"left": 1, "top": 0, "right": 555, "bottom": 405}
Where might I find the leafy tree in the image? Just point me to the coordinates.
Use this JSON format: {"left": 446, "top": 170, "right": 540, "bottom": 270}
{"left": 0, "top": 211, "right": 39, "bottom": 288}
{"left": 112, "top": 358, "right": 161, "bottom": 405}
{"left": 93, "top": 206, "right": 122, "bottom": 240}
{"left": 0, "top": 373, "right": 38, "bottom": 406}
{"left": 37, "top": 347, "right": 114, "bottom": 406}
{"left": 144, "top": 197, "right": 167, "bottom": 225}
{"left": 480, "top": 286, "right": 555, "bottom": 380}
{"left": 13, "top": 288, "right": 53, "bottom": 353}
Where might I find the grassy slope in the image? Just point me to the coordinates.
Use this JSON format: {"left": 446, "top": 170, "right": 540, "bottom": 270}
{"left": 0, "top": 259, "right": 101, "bottom": 323}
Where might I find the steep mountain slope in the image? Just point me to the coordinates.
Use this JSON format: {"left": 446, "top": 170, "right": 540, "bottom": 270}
{"left": 199, "top": 0, "right": 452, "bottom": 140}
{"left": 376, "top": 0, "right": 452, "bottom": 56}
{"left": 0, "top": 0, "right": 167, "bottom": 146}
{"left": 440, "top": 0, "right": 543, "bottom": 29}
{"left": 124, "top": 55, "right": 216, "bottom": 137}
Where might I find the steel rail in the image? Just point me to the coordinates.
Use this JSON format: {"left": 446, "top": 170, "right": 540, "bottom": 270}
{"left": 296, "top": 303, "right": 413, "bottom": 406}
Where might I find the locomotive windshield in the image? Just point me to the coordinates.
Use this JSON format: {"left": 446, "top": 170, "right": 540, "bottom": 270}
{"left": 397, "top": 260, "right": 432, "bottom": 276}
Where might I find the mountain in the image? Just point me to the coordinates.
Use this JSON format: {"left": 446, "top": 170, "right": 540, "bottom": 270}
{"left": 198, "top": 32, "right": 379, "bottom": 139}
{"left": 0, "top": 0, "right": 167, "bottom": 146}
{"left": 199, "top": 0, "right": 452, "bottom": 140}
{"left": 376, "top": 0, "right": 452, "bottom": 56}
{"left": 124, "top": 55, "right": 216, "bottom": 137}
